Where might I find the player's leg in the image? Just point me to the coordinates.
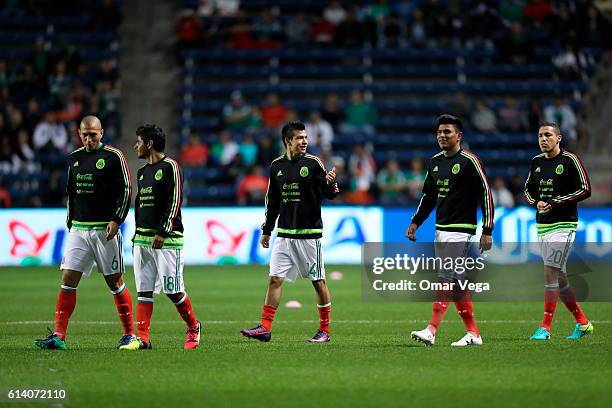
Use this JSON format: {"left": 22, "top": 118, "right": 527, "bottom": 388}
{"left": 94, "top": 230, "right": 136, "bottom": 348}
{"left": 160, "top": 248, "right": 201, "bottom": 349}
{"left": 302, "top": 238, "right": 331, "bottom": 343}
{"left": 241, "top": 237, "right": 292, "bottom": 342}
{"left": 531, "top": 231, "right": 570, "bottom": 340}
{"left": 555, "top": 231, "right": 593, "bottom": 339}
{"left": 35, "top": 230, "right": 93, "bottom": 349}
{"left": 124, "top": 245, "right": 158, "bottom": 350}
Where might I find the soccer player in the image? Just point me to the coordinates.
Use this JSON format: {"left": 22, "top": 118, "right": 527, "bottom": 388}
{"left": 524, "top": 122, "right": 593, "bottom": 341}
{"left": 406, "top": 114, "right": 493, "bottom": 347}
{"left": 240, "top": 121, "right": 339, "bottom": 343}
{"left": 34, "top": 116, "right": 134, "bottom": 350}
{"left": 122, "top": 124, "right": 201, "bottom": 350}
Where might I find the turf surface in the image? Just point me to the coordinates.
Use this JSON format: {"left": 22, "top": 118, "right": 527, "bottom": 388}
{"left": 1, "top": 266, "right": 611, "bottom": 407}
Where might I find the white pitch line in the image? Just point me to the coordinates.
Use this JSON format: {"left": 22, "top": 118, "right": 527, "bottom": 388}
{"left": 2, "top": 320, "right": 611, "bottom": 325}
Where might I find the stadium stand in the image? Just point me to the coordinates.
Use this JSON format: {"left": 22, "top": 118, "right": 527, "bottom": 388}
{"left": 0, "top": 0, "right": 121, "bottom": 207}
{"left": 176, "top": 0, "right": 607, "bottom": 206}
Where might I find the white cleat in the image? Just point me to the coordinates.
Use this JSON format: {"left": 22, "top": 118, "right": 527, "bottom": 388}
{"left": 411, "top": 328, "right": 435, "bottom": 346}
{"left": 451, "top": 332, "right": 483, "bottom": 347}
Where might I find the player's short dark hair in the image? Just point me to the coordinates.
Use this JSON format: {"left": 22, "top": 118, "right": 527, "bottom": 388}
{"left": 437, "top": 114, "right": 463, "bottom": 132}
{"left": 538, "top": 122, "right": 561, "bottom": 134}
{"left": 136, "top": 124, "right": 166, "bottom": 152}
{"left": 281, "top": 121, "right": 306, "bottom": 147}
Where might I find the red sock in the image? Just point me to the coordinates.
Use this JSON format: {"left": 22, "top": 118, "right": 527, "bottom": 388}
{"left": 260, "top": 304, "right": 277, "bottom": 331}
{"left": 175, "top": 294, "right": 198, "bottom": 329}
{"left": 454, "top": 291, "right": 479, "bottom": 336}
{"left": 560, "top": 285, "right": 588, "bottom": 325}
{"left": 54, "top": 286, "right": 77, "bottom": 340}
{"left": 317, "top": 303, "right": 331, "bottom": 333}
{"left": 427, "top": 289, "right": 451, "bottom": 335}
{"left": 541, "top": 286, "right": 560, "bottom": 330}
{"left": 136, "top": 298, "right": 154, "bottom": 342}
{"left": 112, "top": 285, "right": 134, "bottom": 335}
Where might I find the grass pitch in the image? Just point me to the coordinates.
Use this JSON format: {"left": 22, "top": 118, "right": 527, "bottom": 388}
{"left": 1, "top": 265, "right": 611, "bottom": 407}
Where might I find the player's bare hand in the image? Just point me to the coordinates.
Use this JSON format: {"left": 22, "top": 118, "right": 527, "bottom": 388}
{"left": 326, "top": 166, "right": 337, "bottom": 184}
{"left": 106, "top": 221, "right": 119, "bottom": 241}
{"left": 152, "top": 235, "right": 165, "bottom": 249}
{"left": 260, "top": 234, "right": 270, "bottom": 248}
{"left": 406, "top": 223, "right": 418, "bottom": 241}
{"left": 537, "top": 200, "right": 552, "bottom": 214}
{"left": 479, "top": 234, "right": 492, "bottom": 253}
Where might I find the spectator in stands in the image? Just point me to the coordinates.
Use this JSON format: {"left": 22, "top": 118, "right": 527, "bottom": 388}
{"left": 211, "top": 130, "right": 239, "bottom": 166}
{"left": 499, "top": 0, "right": 526, "bottom": 25}
{"left": 253, "top": 9, "right": 283, "bottom": 48}
{"left": 492, "top": 176, "right": 515, "bottom": 208}
{"left": 544, "top": 96, "right": 577, "bottom": 146}
{"left": 12, "top": 129, "right": 38, "bottom": 173}
{"left": 499, "top": 22, "right": 530, "bottom": 64}
{"left": 226, "top": 152, "right": 248, "bottom": 181}
{"left": 394, "top": 0, "right": 416, "bottom": 20}
{"left": 0, "top": 180, "right": 10, "bottom": 208}
{"left": 347, "top": 144, "right": 376, "bottom": 203}
{"left": 321, "top": 93, "right": 344, "bottom": 132}
{"left": 198, "top": 0, "right": 240, "bottom": 17}
{"left": 498, "top": 96, "right": 525, "bottom": 132}
{"left": 239, "top": 134, "right": 258, "bottom": 166}
{"left": 305, "top": 111, "right": 334, "bottom": 152}
{"left": 377, "top": 159, "right": 408, "bottom": 206}
{"left": 260, "top": 92, "right": 288, "bottom": 131}
{"left": 526, "top": 97, "right": 542, "bottom": 131}
{"left": 237, "top": 164, "right": 268, "bottom": 205}
{"left": 222, "top": 90, "right": 253, "bottom": 131}
{"left": 471, "top": 99, "right": 497, "bottom": 133}
{"left": 334, "top": 6, "right": 365, "bottom": 47}
{"left": 365, "top": 0, "right": 391, "bottom": 22}
{"left": 382, "top": 12, "right": 406, "bottom": 48}
{"left": 256, "top": 136, "right": 279, "bottom": 167}
{"left": 323, "top": 1, "right": 346, "bottom": 25}
{"left": 28, "top": 38, "right": 50, "bottom": 78}
{"left": 180, "top": 134, "right": 210, "bottom": 166}
{"left": 229, "top": 10, "right": 256, "bottom": 49}
{"left": 24, "top": 98, "right": 42, "bottom": 132}
{"left": 405, "top": 158, "right": 426, "bottom": 200}
{"left": 553, "top": 43, "right": 588, "bottom": 80}
{"left": 177, "top": 9, "right": 203, "bottom": 49}
{"left": 285, "top": 13, "right": 310, "bottom": 46}
{"left": 0, "top": 138, "right": 12, "bottom": 173}
{"left": 509, "top": 173, "right": 527, "bottom": 205}
{"left": 523, "top": 0, "right": 552, "bottom": 25}
{"left": 409, "top": 8, "right": 427, "bottom": 47}
{"left": 310, "top": 16, "right": 335, "bottom": 46}
{"left": 341, "top": 90, "right": 378, "bottom": 135}
{"left": 33, "top": 112, "right": 68, "bottom": 154}
{"left": 0, "top": 60, "right": 16, "bottom": 88}
{"left": 48, "top": 60, "right": 71, "bottom": 102}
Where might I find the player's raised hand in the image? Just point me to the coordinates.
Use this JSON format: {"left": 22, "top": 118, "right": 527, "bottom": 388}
{"left": 260, "top": 234, "right": 270, "bottom": 248}
{"left": 479, "top": 234, "right": 492, "bottom": 253}
{"left": 106, "top": 221, "right": 119, "bottom": 241}
{"left": 406, "top": 223, "right": 418, "bottom": 241}
{"left": 326, "top": 166, "right": 336, "bottom": 184}
{"left": 152, "top": 235, "right": 165, "bottom": 249}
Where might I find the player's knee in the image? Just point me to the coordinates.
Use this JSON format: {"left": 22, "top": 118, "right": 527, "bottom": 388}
{"left": 269, "top": 276, "right": 284, "bottom": 287}
{"left": 61, "top": 269, "right": 82, "bottom": 288}
{"left": 104, "top": 273, "right": 124, "bottom": 291}
{"left": 167, "top": 292, "right": 185, "bottom": 303}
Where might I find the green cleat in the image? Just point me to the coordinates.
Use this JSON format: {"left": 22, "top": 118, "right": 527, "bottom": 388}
{"left": 117, "top": 334, "right": 140, "bottom": 350}
{"left": 530, "top": 327, "right": 551, "bottom": 341}
{"left": 566, "top": 321, "right": 593, "bottom": 340}
{"left": 34, "top": 329, "right": 67, "bottom": 350}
